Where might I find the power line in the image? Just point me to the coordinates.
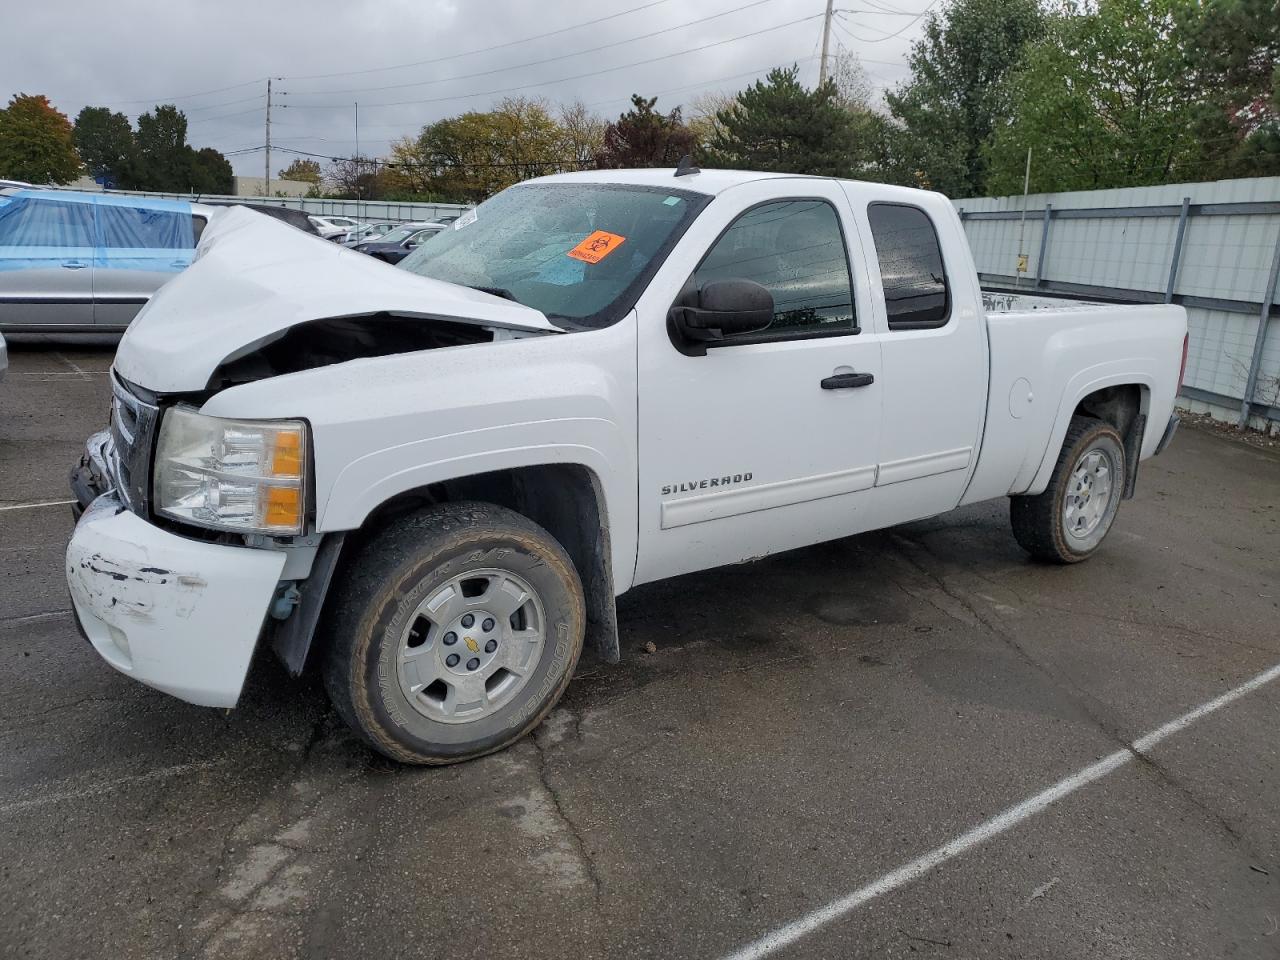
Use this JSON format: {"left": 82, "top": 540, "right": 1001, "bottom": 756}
{"left": 585, "top": 53, "right": 821, "bottom": 109}
{"left": 283, "top": 12, "right": 826, "bottom": 111}
{"left": 284, "top": 0, "right": 785, "bottom": 99}
{"left": 282, "top": 0, "right": 683, "bottom": 83}
{"left": 99, "top": 77, "right": 266, "bottom": 107}
{"left": 833, "top": 0, "right": 939, "bottom": 43}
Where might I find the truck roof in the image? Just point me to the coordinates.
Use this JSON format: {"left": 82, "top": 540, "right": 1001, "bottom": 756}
{"left": 530, "top": 167, "right": 945, "bottom": 206}
{"left": 531, "top": 167, "right": 808, "bottom": 196}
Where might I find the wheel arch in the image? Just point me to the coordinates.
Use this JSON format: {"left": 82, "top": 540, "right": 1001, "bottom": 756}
{"left": 1024, "top": 372, "right": 1153, "bottom": 496}
{"left": 277, "top": 462, "right": 621, "bottom": 676}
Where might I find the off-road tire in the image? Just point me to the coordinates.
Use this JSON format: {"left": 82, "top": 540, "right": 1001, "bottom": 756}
{"left": 322, "top": 501, "right": 585, "bottom": 764}
{"left": 1010, "top": 415, "right": 1126, "bottom": 564}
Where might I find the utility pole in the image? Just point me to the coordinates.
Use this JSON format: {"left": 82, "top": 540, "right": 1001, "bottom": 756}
{"left": 264, "top": 78, "right": 272, "bottom": 198}
{"left": 818, "top": 0, "right": 836, "bottom": 86}
{"left": 354, "top": 102, "right": 360, "bottom": 201}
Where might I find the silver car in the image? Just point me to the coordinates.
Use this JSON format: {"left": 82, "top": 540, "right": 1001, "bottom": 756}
{"left": 0, "top": 189, "right": 214, "bottom": 333}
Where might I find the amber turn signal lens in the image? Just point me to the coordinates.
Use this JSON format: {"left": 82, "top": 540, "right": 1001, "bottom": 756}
{"left": 263, "top": 485, "right": 302, "bottom": 529}
{"left": 271, "top": 430, "right": 303, "bottom": 478}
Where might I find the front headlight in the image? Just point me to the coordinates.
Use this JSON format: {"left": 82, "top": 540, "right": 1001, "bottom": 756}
{"left": 154, "top": 405, "right": 308, "bottom": 536}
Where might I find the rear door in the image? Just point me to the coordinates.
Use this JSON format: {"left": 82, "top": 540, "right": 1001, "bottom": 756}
{"left": 93, "top": 198, "right": 196, "bottom": 327}
{"left": 847, "top": 190, "right": 988, "bottom": 526}
{"left": 0, "top": 194, "right": 96, "bottom": 329}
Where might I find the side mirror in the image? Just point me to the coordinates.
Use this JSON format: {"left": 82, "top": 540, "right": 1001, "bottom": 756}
{"left": 668, "top": 279, "right": 774, "bottom": 355}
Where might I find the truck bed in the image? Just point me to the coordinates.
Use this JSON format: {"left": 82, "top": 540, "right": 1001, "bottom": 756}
{"left": 982, "top": 290, "right": 1110, "bottom": 315}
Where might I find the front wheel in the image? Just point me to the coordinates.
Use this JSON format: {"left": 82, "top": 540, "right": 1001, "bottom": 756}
{"left": 1010, "top": 415, "right": 1126, "bottom": 563}
{"left": 322, "top": 502, "right": 585, "bottom": 764}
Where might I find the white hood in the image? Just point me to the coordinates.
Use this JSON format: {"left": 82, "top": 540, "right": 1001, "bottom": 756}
{"left": 114, "top": 206, "right": 558, "bottom": 392}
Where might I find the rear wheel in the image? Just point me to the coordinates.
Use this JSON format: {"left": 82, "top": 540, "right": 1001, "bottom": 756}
{"left": 1010, "top": 415, "right": 1125, "bottom": 563}
{"left": 322, "top": 501, "right": 585, "bottom": 764}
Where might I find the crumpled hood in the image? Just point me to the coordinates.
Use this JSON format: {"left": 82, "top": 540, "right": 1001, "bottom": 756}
{"left": 114, "top": 206, "right": 558, "bottom": 393}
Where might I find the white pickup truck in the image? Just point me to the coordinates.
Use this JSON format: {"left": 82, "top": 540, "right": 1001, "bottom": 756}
{"left": 67, "top": 167, "right": 1187, "bottom": 764}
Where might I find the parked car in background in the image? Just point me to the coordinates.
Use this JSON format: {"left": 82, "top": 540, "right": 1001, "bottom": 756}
{"left": 0, "top": 189, "right": 214, "bottom": 333}
{"left": 352, "top": 222, "right": 446, "bottom": 263}
{"left": 308, "top": 215, "right": 359, "bottom": 241}
{"left": 0, "top": 330, "right": 7, "bottom": 381}
{"left": 342, "top": 221, "right": 399, "bottom": 245}
{"left": 0, "top": 179, "right": 32, "bottom": 191}
{"left": 204, "top": 202, "right": 322, "bottom": 236}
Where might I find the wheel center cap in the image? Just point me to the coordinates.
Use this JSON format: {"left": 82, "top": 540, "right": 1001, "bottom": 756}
{"left": 440, "top": 610, "right": 500, "bottom": 675}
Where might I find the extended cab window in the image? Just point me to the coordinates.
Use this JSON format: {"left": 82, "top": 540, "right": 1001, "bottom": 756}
{"left": 693, "top": 199, "right": 857, "bottom": 339}
{"left": 867, "top": 203, "right": 949, "bottom": 329}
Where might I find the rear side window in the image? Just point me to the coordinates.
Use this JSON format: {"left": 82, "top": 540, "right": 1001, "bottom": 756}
{"left": 98, "top": 204, "right": 195, "bottom": 250}
{"left": 693, "top": 199, "right": 857, "bottom": 340}
{"left": 867, "top": 203, "right": 949, "bottom": 329}
{"left": 0, "top": 197, "right": 95, "bottom": 247}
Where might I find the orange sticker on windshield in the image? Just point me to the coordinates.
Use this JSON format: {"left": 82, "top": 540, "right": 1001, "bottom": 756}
{"left": 567, "top": 230, "right": 626, "bottom": 264}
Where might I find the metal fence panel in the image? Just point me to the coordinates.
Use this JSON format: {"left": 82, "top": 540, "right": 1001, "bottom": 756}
{"left": 956, "top": 176, "right": 1280, "bottom": 430}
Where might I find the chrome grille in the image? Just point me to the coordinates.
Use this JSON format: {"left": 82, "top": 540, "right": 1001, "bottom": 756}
{"left": 109, "top": 373, "right": 159, "bottom": 513}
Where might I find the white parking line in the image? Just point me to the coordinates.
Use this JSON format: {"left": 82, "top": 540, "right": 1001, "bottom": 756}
{"left": 53, "top": 351, "right": 92, "bottom": 381}
{"left": 0, "top": 499, "right": 76, "bottom": 513}
{"left": 719, "top": 661, "right": 1280, "bottom": 960}
{"left": 0, "top": 759, "right": 225, "bottom": 816}
{"left": 1, "top": 610, "right": 71, "bottom": 626}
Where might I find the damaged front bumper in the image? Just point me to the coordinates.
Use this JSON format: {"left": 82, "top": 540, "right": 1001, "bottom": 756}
{"left": 66, "top": 492, "right": 286, "bottom": 707}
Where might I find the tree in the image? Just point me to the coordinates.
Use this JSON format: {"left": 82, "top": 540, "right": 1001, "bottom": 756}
{"left": 188, "top": 146, "right": 233, "bottom": 194}
{"left": 277, "top": 158, "right": 322, "bottom": 184}
{"left": 389, "top": 97, "right": 574, "bottom": 201}
{"left": 594, "top": 95, "right": 696, "bottom": 168}
{"left": 326, "top": 155, "right": 394, "bottom": 200}
{"left": 558, "top": 100, "right": 605, "bottom": 169}
{"left": 705, "top": 67, "right": 859, "bottom": 176}
{"left": 687, "top": 90, "right": 737, "bottom": 149}
{"left": 1179, "top": 0, "right": 1280, "bottom": 178}
{"left": 985, "top": 0, "right": 1208, "bottom": 194}
{"left": 73, "top": 106, "right": 136, "bottom": 187}
{"left": 0, "top": 94, "right": 80, "bottom": 184}
{"left": 135, "top": 104, "right": 191, "bottom": 191}
{"left": 885, "top": 0, "right": 1045, "bottom": 195}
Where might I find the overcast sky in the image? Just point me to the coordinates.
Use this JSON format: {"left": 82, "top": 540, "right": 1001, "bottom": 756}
{"left": 4, "top": 0, "right": 933, "bottom": 177}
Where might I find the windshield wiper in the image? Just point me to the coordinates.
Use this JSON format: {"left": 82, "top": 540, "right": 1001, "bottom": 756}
{"left": 466, "top": 285, "right": 519, "bottom": 303}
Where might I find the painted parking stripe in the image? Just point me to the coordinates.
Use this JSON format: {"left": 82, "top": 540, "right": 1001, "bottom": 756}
{"left": 719, "top": 661, "right": 1280, "bottom": 960}
{"left": 0, "top": 759, "right": 225, "bottom": 816}
{"left": 0, "top": 499, "right": 76, "bottom": 512}
{"left": 53, "top": 351, "right": 92, "bottom": 381}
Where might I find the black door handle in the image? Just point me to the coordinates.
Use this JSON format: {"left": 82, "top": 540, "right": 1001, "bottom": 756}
{"left": 821, "top": 371, "right": 875, "bottom": 389}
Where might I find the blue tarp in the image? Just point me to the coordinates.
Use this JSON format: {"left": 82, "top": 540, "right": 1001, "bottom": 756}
{"left": 0, "top": 191, "right": 195, "bottom": 272}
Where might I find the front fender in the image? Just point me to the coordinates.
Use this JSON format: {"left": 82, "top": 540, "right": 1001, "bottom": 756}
{"left": 200, "top": 321, "right": 639, "bottom": 591}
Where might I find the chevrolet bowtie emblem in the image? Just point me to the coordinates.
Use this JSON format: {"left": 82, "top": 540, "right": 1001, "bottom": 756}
{"left": 465, "top": 637, "right": 479, "bottom": 652}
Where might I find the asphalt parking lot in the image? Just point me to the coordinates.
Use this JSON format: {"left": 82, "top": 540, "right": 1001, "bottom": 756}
{"left": 2, "top": 342, "right": 1279, "bottom": 960}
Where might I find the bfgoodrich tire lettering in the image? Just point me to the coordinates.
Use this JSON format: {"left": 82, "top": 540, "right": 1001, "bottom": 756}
{"left": 322, "top": 501, "right": 585, "bottom": 764}
{"left": 1010, "top": 415, "right": 1126, "bottom": 564}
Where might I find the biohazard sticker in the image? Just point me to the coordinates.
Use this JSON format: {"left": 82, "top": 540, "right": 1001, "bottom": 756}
{"left": 567, "top": 230, "right": 626, "bottom": 264}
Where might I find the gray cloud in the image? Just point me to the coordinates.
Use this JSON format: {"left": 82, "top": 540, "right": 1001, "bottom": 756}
{"left": 5, "top": 0, "right": 928, "bottom": 176}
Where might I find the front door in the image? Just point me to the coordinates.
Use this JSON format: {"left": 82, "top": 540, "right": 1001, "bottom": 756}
{"left": 634, "top": 180, "right": 884, "bottom": 585}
